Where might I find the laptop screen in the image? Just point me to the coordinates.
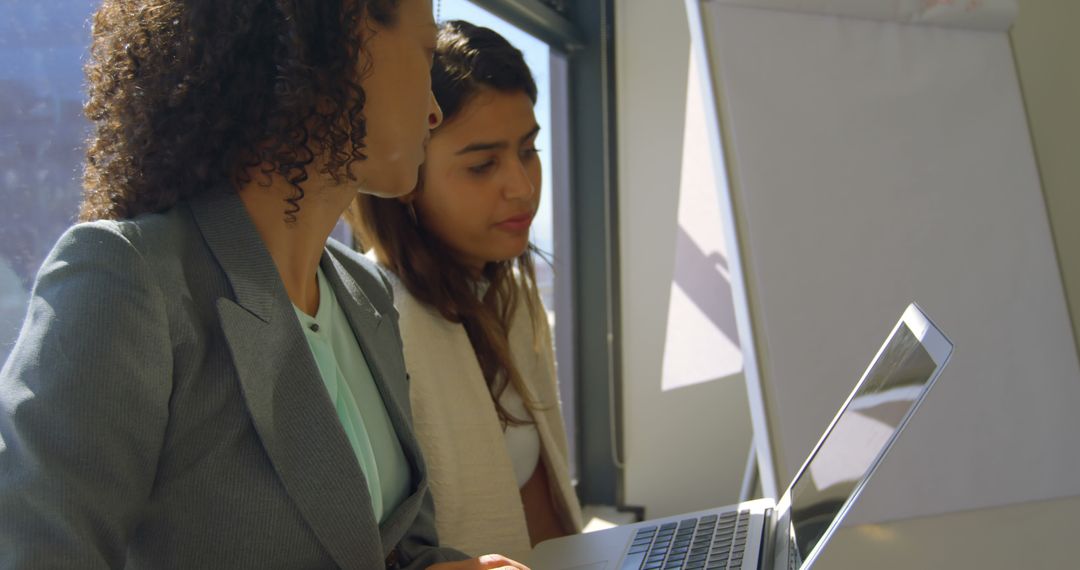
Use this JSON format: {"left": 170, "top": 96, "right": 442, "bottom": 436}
{"left": 785, "top": 321, "right": 938, "bottom": 567}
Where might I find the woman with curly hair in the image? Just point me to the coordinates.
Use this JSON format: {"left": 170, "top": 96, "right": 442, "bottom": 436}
{"left": 0, "top": 0, "right": 526, "bottom": 568}
{"left": 349, "top": 21, "right": 583, "bottom": 560}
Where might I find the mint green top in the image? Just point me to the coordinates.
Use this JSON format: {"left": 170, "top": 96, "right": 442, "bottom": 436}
{"left": 293, "top": 268, "right": 410, "bottom": 523}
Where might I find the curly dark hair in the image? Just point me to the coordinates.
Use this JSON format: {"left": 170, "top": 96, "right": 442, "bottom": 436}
{"left": 80, "top": 0, "right": 399, "bottom": 221}
{"left": 349, "top": 20, "right": 544, "bottom": 427}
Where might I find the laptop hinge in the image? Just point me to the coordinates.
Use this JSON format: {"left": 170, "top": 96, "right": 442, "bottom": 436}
{"left": 759, "top": 508, "right": 775, "bottom": 569}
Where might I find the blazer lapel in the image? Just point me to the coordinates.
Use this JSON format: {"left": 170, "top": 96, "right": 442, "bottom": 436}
{"left": 319, "top": 251, "right": 429, "bottom": 554}
{"left": 189, "top": 192, "right": 385, "bottom": 570}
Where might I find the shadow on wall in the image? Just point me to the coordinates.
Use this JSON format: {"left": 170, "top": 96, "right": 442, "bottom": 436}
{"left": 660, "top": 44, "right": 742, "bottom": 392}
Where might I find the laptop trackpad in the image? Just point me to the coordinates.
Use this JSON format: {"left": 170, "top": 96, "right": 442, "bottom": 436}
{"left": 526, "top": 522, "right": 636, "bottom": 569}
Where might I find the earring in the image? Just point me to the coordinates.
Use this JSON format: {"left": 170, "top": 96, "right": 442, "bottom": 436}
{"left": 406, "top": 202, "right": 418, "bottom": 225}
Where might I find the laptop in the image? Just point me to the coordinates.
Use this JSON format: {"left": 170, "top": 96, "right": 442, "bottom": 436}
{"left": 528, "top": 302, "right": 953, "bottom": 570}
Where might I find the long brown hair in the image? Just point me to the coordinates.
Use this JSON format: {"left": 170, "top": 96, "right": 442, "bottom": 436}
{"left": 347, "top": 20, "right": 545, "bottom": 426}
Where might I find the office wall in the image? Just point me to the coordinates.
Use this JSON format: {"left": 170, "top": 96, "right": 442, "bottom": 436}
{"left": 615, "top": 0, "right": 754, "bottom": 519}
{"left": 1010, "top": 0, "right": 1080, "bottom": 360}
{"left": 693, "top": 0, "right": 1080, "bottom": 525}
{"left": 614, "top": 0, "right": 1078, "bottom": 524}
{"left": 611, "top": 1, "right": 1079, "bottom": 565}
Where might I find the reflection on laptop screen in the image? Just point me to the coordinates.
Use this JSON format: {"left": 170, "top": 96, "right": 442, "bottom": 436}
{"left": 786, "top": 323, "right": 937, "bottom": 565}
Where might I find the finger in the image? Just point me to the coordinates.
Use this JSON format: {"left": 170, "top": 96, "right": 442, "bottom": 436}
{"left": 476, "top": 554, "right": 530, "bottom": 570}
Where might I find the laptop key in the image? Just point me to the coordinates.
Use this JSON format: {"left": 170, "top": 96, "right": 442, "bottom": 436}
{"left": 620, "top": 550, "right": 648, "bottom": 570}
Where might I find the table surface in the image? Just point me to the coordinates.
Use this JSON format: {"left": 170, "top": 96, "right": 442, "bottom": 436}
{"left": 813, "top": 494, "right": 1077, "bottom": 569}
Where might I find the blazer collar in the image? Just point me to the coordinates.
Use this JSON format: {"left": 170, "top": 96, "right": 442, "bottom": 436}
{"left": 187, "top": 190, "right": 283, "bottom": 322}
{"left": 189, "top": 191, "right": 392, "bottom": 569}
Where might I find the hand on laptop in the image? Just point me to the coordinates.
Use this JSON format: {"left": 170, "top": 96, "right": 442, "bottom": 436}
{"left": 427, "top": 554, "right": 530, "bottom": 570}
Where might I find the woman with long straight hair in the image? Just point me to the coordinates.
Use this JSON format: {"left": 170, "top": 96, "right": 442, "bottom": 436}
{"left": 350, "top": 20, "right": 583, "bottom": 560}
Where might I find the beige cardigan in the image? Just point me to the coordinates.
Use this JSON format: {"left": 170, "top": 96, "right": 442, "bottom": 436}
{"left": 384, "top": 269, "right": 584, "bottom": 560}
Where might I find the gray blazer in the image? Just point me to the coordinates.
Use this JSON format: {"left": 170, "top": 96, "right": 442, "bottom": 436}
{"left": 0, "top": 191, "right": 468, "bottom": 569}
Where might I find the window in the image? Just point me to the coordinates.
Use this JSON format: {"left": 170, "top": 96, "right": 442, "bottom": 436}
{"left": 0, "top": 1, "right": 95, "bottom": 364}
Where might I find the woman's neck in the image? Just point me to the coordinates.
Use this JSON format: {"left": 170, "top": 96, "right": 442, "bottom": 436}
{"left": 237, "top": 177, "right": 354, "bottom": 315}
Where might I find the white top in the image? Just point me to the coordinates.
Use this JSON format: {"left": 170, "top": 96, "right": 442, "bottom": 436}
{"left": 379, "top": 262, "right": 583, "bottom": 560}
{"left": 499, "top": 383, "right": 541, "bottom": 488}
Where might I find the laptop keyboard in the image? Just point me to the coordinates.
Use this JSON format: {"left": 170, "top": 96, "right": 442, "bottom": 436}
{"left": 620, "top": 510, "right": 752, "bottom": 570}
